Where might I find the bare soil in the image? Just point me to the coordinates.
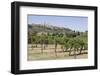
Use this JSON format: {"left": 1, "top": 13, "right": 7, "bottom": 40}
{"left": 28, "top": 44, "right": 88, "bottom": 61}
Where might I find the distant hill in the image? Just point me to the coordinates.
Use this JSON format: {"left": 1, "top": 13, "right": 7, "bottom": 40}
{"left": 28, "top": 23, "right": 75, "bottom": 34}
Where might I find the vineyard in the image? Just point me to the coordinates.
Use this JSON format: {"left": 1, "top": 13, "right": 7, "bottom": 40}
{"left": 28, "top": 24, "right": 88, "bottom": 61}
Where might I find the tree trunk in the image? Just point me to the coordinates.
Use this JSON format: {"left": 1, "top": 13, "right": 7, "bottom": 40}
{"left": 79, "top": 47, "right": 83, "bottom": 54}
{"left": 44, "top": 44, "right": 46, "bottom": 49}
{"left": 31, "top": 35, "right": 34, "bottom": 50}
{"left": 55, "top": 42, "right": 57, "bottom": 57}
{"left": 31, "top": 44, "right": 34, "bottom": 50}
{"left": 45, "top": 40, "right": 48, "bottom": 48}
{"left": 65, "top": 47, "right": 68, "bottom": 52}
{"left": 74, "top": 49, "right": 76, "bottom": 59}
{"left": 41, "top": 43, "right": 43, "bottom": 53}
{"left": 61, "top": 45, "right": 64, "bottom": 52}
{"left": 69, "top": 47, "right": 72, "bottom": 56}
{"left": 35, "top": 42, "right": 37, "bottom": 48}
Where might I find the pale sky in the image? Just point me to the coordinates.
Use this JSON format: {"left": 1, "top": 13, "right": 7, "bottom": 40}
{"left": 28, "top": 15, "right": 88, "bottom": 32}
